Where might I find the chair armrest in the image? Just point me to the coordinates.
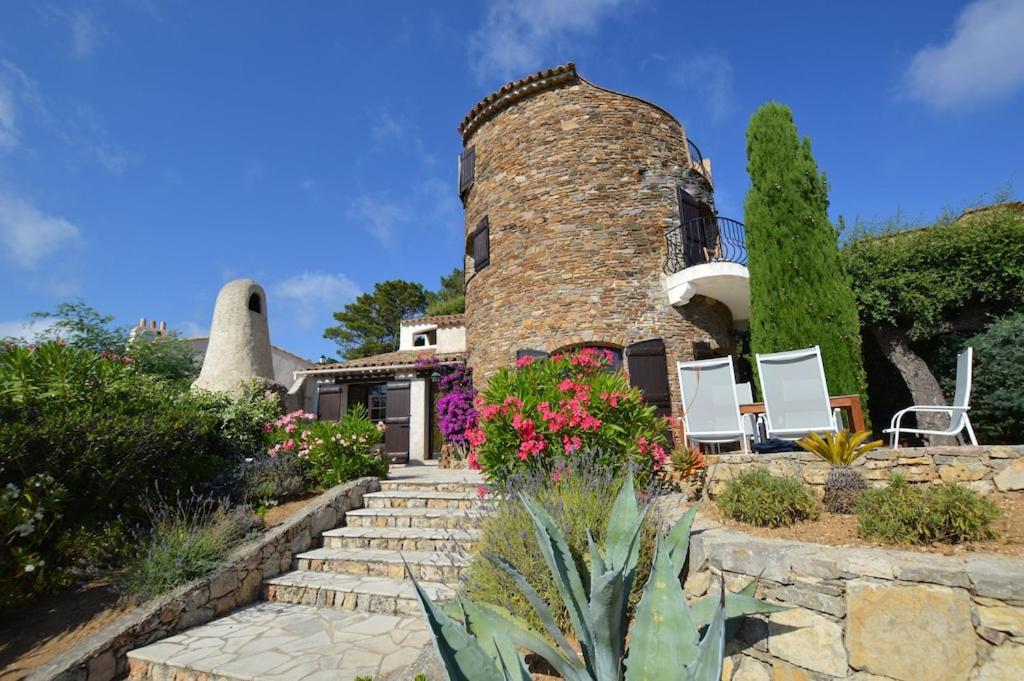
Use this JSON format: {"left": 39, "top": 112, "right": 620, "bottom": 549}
{"left": 898, "top": 405, "right": 970, "bottom": 413}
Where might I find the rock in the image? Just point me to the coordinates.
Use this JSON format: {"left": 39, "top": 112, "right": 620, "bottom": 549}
{"left": 733, "top": 656, "right": 771, "bottom": 681}
{"left": 977, "top": 626, "right": 1010, "bottom": 646}
{"left": 974, "top": 642, "right": 1024, "bottom": 681}
{"left": 967, "top": 480, "right": 996, "bottom": 497}
{"left": 845, "top": 581, "right": 975, "bottom": 681}
{"left": 722, "top": 655, "right": 735, "bottom": 680}
{"left": 897, "top": 456, "right": 933, "bottom": 465}
{"left": 938, "top": 463, "right": 988, "bottom": 482}
{"left": 764, "top": 582, "right": 845, "bottom": 617}
{"left": 770, "top": 659, "right": 814, "bottom": 681}
{"left": 848, "top": 674, "right": 898, "bottom": 681}
{"left": 967, "top": 555, "right": 1024, "bottom": 601}
{"left": 993, "top": 459, "right": 1024, "bottom": 491}
{"left": 87, "top": 650, "right": 117, "bottom": 681}
{"left": 768, "top": 607, "right": 847, "bottom": 677}
{"left": 977, "top": 604, "right": 1024, "bottom": 637}
{"left": 684, "top": 569, "right": 712, "bottom": 598}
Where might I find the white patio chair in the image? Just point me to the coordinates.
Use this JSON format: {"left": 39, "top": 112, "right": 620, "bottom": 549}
{"left": 677, "top": 357, "right": 754, "bottom": 453}
{"left": 755, "top": 346, "right": 843, "bottom": 440}
{"left": 885, "top": 347, "right": 978, "bottom": 447}
{"left": 735, "top": 381, "right": 758, "bottom": 442}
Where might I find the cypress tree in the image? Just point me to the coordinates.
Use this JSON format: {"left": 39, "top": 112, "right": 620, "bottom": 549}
{"left": 743, "top": 102, "right": 867, "bottom": 405}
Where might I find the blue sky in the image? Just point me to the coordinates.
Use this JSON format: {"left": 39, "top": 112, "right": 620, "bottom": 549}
{"left": 1, "top": 0, "right": 1022, "bottom": 360}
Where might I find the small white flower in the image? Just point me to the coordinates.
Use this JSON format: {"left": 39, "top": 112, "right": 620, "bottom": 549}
{"left": 24, "top": 563, "right": 36, "bottom": 573}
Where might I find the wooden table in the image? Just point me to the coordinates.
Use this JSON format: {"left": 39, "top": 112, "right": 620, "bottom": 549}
{"left": 739, "top": 394, "right": 866, "bottom": 433}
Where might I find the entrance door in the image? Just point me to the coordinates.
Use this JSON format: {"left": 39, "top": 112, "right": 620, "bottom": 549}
{"left": 677, "top": 187, "right": 710, "bottom": 265}
{"left": 384, "top": 381, "right": 411, "bottom": 463}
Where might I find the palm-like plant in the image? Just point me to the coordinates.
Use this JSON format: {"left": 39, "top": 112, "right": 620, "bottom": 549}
{"left": 797, "top": 430, "right": 883, "bottom": 513}
{"left": 409, "top": 475, "right": 785, "bottom": 680}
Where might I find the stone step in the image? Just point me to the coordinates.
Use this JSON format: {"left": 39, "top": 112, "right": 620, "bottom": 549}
{"left": 322, "top": 526, "right": 480, "bottom": 552}
{"left": 344, "top": 507, "right": 483, "bottom": 530}
{"left": 379, "top": 479, "right": 482, "bottom": 493}
{"left": 363, "top": 489, "right": 486, "bottom": 510}
{"left": 263, "top": 571, "right": 454, "bottom": 616}
{"left": 126, "top": 602, "right": 430, "bottom": 681}
{"left": 295, "top": 547, "right": 469, "bottom": 582}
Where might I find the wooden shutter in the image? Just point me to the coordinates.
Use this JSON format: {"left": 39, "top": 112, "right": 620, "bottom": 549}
{"left": 384, "top": 381, "right": 411, "bottom": 463}
{"left": 625, "top": 339, "right": 672, "bottom": 420}
{"left": 516, "top": 349, "right": 549, "bottom": 362}
{"left": 459, "top": 146, "right": 476, "bottom": 197}
{"left": 316, "top": 384, "right": 342, "bottom": 421}
{"left": 473, "top": 217, "right": 490, "bottom": 270}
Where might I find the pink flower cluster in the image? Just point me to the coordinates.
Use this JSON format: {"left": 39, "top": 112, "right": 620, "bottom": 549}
{"left": 264, "top": 411, "right": 317, "bottom": 457}
{"left": 99, "top": 350, "right": 134, "bottom": 365}
{"left": 636, "top": 435, "right": 668, "bottom": 470}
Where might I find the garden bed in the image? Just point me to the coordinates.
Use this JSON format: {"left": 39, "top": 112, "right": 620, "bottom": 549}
{"left": 700, "top": 491, "right": 1024, "bottom": 557}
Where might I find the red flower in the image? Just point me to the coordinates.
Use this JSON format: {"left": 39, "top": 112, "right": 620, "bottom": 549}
{"left": 515, "top": 355, "right": 534, "bottom": 368}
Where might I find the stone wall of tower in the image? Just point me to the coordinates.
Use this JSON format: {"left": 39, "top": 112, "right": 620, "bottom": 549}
{"left": 460, "top": 69, "right": 735, "bottom": 412}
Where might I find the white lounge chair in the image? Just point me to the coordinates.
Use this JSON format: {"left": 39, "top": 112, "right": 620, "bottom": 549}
{"left": 677, "top": 357, "right": 753, "bottom": 453}
{"left": 735, "top": 381, "right": 758, "bottom": 442}
{"left": 755, "top": 346, "right": 843, "bottom": 440}
{"left": 885, "top": 347, "right": 979, "bottom": 447}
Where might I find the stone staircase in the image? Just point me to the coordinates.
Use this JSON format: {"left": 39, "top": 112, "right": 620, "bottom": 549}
{"left": 128, "top": 471, "right": 483, "bottom": 681}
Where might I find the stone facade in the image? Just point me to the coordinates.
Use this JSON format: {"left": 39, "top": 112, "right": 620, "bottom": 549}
{"left": 704, "top": 445, "right": 1024, "bottom": 496}
{"left": 684, "top": 516, "right": 1024, "bottom": 681}
{"left": 459, "top": 64, "right": 735, "bottom": 411}
{"left": 32, "top": 478, "right": 379, "bottom": 681}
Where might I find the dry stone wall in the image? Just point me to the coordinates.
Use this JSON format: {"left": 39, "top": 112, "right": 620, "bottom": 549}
{"left": 704, "top": 445, "right": 1024, "bottom": 496}
{"left": 461, "top": 70, "right": 735, "bottom": 410}
{"left": 32, "top": 477, "right": 379, "bottom": 681}
{"left": 687, "top": 518, "right": 1024, "bottom": 681}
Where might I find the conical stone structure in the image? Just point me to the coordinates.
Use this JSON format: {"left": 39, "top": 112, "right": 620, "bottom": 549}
{"left": 192, "top": 278, "right": 276, "bottom": 394}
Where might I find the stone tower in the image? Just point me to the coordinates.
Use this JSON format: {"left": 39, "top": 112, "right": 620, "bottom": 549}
{"left": 192, "top": 278, "right": 276, "bottom": 394}
{"left": 458, "top": 64, "right": 742, "bottom": 414}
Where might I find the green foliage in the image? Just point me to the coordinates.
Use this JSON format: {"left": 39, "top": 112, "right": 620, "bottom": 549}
{"left": 716, "top": 468, "right": 821, "bottom": 527}
{"left": 964, "top": 312, "right": 1024, "bottom": 444}
{"left": 0, "top": 474, "right": 68, "bottom": 607}
{"left": 464, "top": 463, "right": 656, "bottom": 634}
{"left": 743, "top": 102, "right": 867, "bottom": 401}
{"left": 120, "top": 497, "right": 258, "bottom": 601}
{"left": 426, "top": 267, "right": 465, "bottom": 316}
{"left": 324, "top": 280, "right": 427, "bottom": 359}
{"left": 413, "top": 474, "right": 785, "bottom": 681}
{"left": 843, "top": 204, "right": 1024, "bottom": 342}
{"left": 796, "top": 429, "right": 883, "bottom": 466}
{"left": 469, "top": 348, "right": 668, "bottom": 487}
{"left": 855, "top": 476, "right": 1000, "bottom": 544}
{"left": 128, "top": 333, "right": 200, "bottom": 382}
{"left": 28, "top": 301, "right": 128, "bottom": 353}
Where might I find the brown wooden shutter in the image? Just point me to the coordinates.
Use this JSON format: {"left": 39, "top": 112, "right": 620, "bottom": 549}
{"left": 459, "top": 146, "right": 476, "bottom": 197}
{"left": 516, "top": 349, "right": 549, "bottom": 362}
{"left": 316, "top": 384, "right": 342, "bottom": 421}
{"left": 625, "top": 339, "right": 672, "bottom": 420}
{"left": 473, "top": 217, "right": 490, "bottom": 270}
{"left": 384, "top": 381, "right": 411, "bottom": 463}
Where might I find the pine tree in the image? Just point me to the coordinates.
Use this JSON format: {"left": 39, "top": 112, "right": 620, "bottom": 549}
{"left": 744, "top": 102, "right": 867, "bottom": 405}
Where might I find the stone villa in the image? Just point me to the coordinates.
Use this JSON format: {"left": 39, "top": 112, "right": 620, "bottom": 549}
{"left": 294, "top": 63, "right": 751, "bottom": 463}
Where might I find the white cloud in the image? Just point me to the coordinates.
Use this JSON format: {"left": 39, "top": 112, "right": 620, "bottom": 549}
{"left": 69, "top": 10, "right": 104, "bottom": 60}
{"left": 673, "top": 54, "right": 735, "bottom": 123}
{"left": 0, "top": 318, "right": 55, "bottom": 342}
{"left": 905, "top": 0, "right": 1024, "bottom": 110}
{"left": 349, "top": 195, "right": 409, "bottom": 247}
{"left": 468, "top": 0, "right": 634, "bottom": 83}
{"left": 274, "top": 272, "right": 361, "bottom": 329}
{"left": 0, "top": 191, "right": 82, "bottom": 269}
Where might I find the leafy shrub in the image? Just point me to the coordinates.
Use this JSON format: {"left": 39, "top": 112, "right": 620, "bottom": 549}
{"left": 965, "top": 313, "right": 1024, "bottom": 444}
{"left": 855, "top": 476, "right": 1000, "bottom": 544}
{"left": 463, "top": 455, "right": 657, "bottom": 633}
{"left": 263, "top": 404, "right": 388, "bottom": 489}
{"left": 128, "top": 334, "right": 200, "bottom": 382}
{"left": 235, "top": 456, "right": 307, "bottom": 509}
{"left": 0, "top": 474, "right": 68, "bottom": 607}
{"left": 716, "top": 468, "right": 821, "bottom": 527}
{"left": 120, "top": 496, "right": 259, "bottom": 601}
{"left": 467, "top": 348, "right": 669, "bottom": 486}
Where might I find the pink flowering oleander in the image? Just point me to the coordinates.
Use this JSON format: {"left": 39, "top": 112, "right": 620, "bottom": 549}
{"left": 515, "top": 355, "right": 534, "bottom": 368}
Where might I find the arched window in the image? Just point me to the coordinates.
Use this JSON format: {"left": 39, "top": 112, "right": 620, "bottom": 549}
{"left": 248, "top": 293, "right": 262, "bottom": 313}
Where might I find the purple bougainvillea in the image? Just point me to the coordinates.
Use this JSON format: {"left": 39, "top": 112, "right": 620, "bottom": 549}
{"left": 417, "top": 355, "right": 477, "bottom": 449}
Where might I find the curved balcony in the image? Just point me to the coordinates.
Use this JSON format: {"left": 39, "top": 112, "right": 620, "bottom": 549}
{"left": 687, "top": 138, "right": 713, "bottom": 186}
{"left": 664, "top": 216, "right": 750, "bottom": 324}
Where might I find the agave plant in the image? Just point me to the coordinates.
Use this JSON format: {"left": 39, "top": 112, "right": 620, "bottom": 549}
{"left": 797, "top": 430, "right": 883, "bottom": 513}
{"left": 410, "top": 475, "right": 785, "bottom": 680}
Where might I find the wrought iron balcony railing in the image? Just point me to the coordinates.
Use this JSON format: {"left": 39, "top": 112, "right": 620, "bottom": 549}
{"left": 664, "top": 215, "right": 747, "bottom": 274}
{"left": 687, "top": 138, "right": 711, "bottom": 185}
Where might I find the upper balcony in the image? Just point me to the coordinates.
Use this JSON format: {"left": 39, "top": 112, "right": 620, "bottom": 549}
{"left": 664, "top": 215, "right": 750, "bottom": 325}
{"left": 687, "top": 138, "right": 713, "bottom": 187}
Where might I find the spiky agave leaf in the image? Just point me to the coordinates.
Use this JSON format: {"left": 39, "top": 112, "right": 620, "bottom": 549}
{"left": 459, "top": 596, "right": 533, "bottom": 681}
{"left": 690, "top": 575, "right": 786, "bottom": 630}
{"left": 685, "top": 576, "right": 727, "bottom": 681}
{"left": 665, "top": 504, "right": 699, "bottom": 576}
{"left": 624, "top": 536, "right": 700, "bottom": 679}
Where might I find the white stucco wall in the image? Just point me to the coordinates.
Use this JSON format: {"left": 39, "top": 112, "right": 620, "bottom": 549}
{"left": 188, "top": 338, "right": 313, "bottom": 389}
{"left": 397, "top": 322, "right": 466, "bottom": 353}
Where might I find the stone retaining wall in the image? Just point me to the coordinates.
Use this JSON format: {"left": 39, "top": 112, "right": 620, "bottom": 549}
{"left": 704, "top": 445, "right": 1024, "bottom": 497}
{"left": 31, "top": 477, "right": 380, "bottom": 681}
{"left": 687, "top": 519, "right": 1024, "bottom": 680}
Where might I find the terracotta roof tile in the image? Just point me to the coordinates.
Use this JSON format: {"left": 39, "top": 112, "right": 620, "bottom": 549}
{"left": 401, "top": 313, "right": 465, "bottom": 327}
{"left": 459, "top": 63, "right": 577, "bottom": 141}
{"left": 299, "top": 349, "right": 464, "bottom": 374}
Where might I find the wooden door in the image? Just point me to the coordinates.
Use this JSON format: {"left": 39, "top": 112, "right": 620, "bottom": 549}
{"left": 626, "top": 339, "right": 673, "bottom": 420}
{"left": 384, "top": 381, "right": 411, "bottom": 463}
{"left": 316, "top": 384, "right": 342, "bottom": 421}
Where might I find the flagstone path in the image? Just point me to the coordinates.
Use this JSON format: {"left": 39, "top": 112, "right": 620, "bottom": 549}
{"left": 127, "top": 463, "right": 484, "bottom": 681}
